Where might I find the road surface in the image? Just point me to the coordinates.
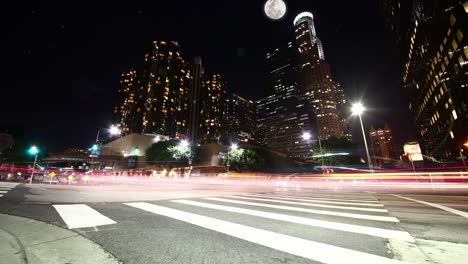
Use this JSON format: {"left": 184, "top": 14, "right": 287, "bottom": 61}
{"left": 1, "top": 179, "right": 468, "bottom": 264}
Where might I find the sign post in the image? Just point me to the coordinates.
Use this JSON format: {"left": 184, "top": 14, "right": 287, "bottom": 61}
{"left": 49, "top": 172, "right": 56, "bottom": 184}
{"left": 67, "top": 175, "right": 74, "bottom": 184}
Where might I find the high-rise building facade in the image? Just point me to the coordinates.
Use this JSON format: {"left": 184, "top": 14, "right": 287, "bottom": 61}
{"left": 226, "top": 93, "right": 256, "bottom": 143}
{"left": 370, "top": 123, "right": 396, "bottom": 166}
{"left": 294, "top": 12, "right": 343, "bottom": 140}
{"left": 383, "top": 1, "right": 467, "bottom": 161}
{"left": 199, "top": 73, "right": 228, "bottom": 144}
{"left": 335, "top": 81, "right": 352, "bottom": 141}
{"left": 113, "top": 70, "right": 142, "bottom": 135}
{"left": 139, "top": 41, "right": 191, "bottom": 138}
{"left": 257, "top": 43, "right": 317, "bottom": 159}
{"left": 188, "top": 56, "right": 204, "bottom": 143}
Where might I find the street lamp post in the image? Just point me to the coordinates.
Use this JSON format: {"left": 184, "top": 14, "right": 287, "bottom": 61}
{"left": 91, "top": 125, "right": 121, "bottom": 172}
{"left": 28, "top": 145, "right": 39, "bottom": 184}
{"left": 352, "top": 103, "right": 373, "bottom": 172}
{"left": 227, "top": 143, "right": 238, "bottom": 177}
{"left": 302, "top": 132, "right": 324, "bottom": 172}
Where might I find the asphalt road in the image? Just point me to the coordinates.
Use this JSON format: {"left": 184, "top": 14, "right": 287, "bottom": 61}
{"left": 1, "top": 179, "right": 468, "bottom": 264}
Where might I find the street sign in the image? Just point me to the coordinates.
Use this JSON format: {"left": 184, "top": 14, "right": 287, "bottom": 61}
{"left": 83, "top": 175, "right": 90, "bottom": 183}
{"left": 67, "top": 175, "right": 74, "bottom": 181}
{"left": 49, "top": 172, "right": 56, "bottom": 177}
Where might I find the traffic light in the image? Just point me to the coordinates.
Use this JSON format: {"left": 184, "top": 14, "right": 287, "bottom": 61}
{"left": 91, "top": 144, "right": 99, "bottom": 151}
{"left": 133, "top": 147, "right": 140, "bottom": 156}
{"left": 28, "top": 145, "right": 39, "bottom": 155}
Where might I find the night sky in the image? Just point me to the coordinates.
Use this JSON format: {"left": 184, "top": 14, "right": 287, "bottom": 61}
{"left": 4, "top": 0, "right": 416, "bottom": 152}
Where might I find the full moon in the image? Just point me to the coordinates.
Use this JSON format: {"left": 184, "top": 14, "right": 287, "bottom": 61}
{"left": 264, "top": 0, "right": 287, "bottom": 20}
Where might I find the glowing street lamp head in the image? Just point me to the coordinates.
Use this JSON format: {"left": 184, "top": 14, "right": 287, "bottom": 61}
{"left": 28, "top": 145, "right": 39, "bottom": 155}
{"left": 302, "top": 132, "right": 312, "bottom": 141}
{"left": 230, "top": 143, "right": 239, "bottom": 150}
{"left": 109, "top": 125, "right": 121, "bottom": 135}
{"left": 352, "top": 103, "right": 365, "bottom": 116}
{"left": 179, "top": 140, "right": 189, "bottom": 149}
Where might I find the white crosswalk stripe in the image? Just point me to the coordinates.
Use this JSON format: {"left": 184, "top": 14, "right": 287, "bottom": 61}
{"left": 225, "top": 195, "right": 388, "bottom": 212}
{"left": 204, "top": 197, "right": 399, "bottom": 222}
{"left": 126, "top": 202, "right": 408, "bottom": 264}
{"left": 53, "top": 204, "right": 116, "bottom": 229}
{"left": 250, "top": 194, "right": 384, "bottom": 206}
{"left": 261, "top": 193, "right": 380, "bottom": 203}
{"left": 0, "top": 182, "right": 18, "bottom": 198}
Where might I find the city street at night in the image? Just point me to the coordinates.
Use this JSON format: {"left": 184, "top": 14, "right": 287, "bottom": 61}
{"left": 1, "top": 177, "right": 468, "bottom": 263}
{"left": 2, "top": 0, "right": 467, "bottom": 263}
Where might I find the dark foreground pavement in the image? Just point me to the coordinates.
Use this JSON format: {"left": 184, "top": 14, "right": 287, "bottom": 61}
{"left": 1, "top": 180, "right": 468, "bottom": 264}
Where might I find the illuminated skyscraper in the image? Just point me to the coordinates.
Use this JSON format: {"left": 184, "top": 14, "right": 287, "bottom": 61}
{"left": 226, "top": 93, "right": 256, "bottom": 143}
{"left": 370, "top": 123, "right": 396, "bottom": 167}
{"left": 199, "top": 73, "right": 228, "bottom": 143}
{"left": 335, "top": 81, "right": 352, "bottom": 141}
{"left": 383, "top": 1, "right": 467, "bottom": 161}
{"left": 113, "top": 70, "right": 142, "bottom": 135}
{"left": 294, "top": 12, "right": 343, "bottom": 140}
{"left": 257, "top": 43, "right": 317, "bottom": 159}
{"left": 140, "top": 41, "right": 191, "bottom": 138}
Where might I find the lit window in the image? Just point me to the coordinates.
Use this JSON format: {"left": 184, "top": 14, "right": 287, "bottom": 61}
{"left": 450, "top": 15, "right": 456, "bottom": 26}
{"left": 452, "top": 39, "right": 458, "bottom": 50}
{"left": 457, "top": 30, "right": 463, "bottom": 42}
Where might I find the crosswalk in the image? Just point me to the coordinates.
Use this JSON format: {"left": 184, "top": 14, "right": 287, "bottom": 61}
{"left": 0, "top": 182, "right": 18, "bottom": 198}
{"left": 51, "top": 192, "right": 413, "bottom": 263}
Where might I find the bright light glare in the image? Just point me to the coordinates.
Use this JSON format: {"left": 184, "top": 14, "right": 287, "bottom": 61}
{"left": 313, "top": 152, "right": 350, "bottom": 158}
{"left": 109, "top": 125, "right": 121, "bottom": 135}
{"left": 352, "top": 103, "right": 365, "bottom": 116}
{"left": 230, "top": 143, "right": 239, "bottom": 150}
{"left": 180, "top": 140, "right": 189, "bottom": 148}
{"left": 28, "top": 145, "right": 39, "bottom": 155}
{"left": 154, "top": 136, "right": 161, "bottom": 143}
{"left": 302, "top": 132, "right": 312, "bottom": 141}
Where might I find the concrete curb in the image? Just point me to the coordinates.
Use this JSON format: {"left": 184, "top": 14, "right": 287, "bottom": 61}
{"left": 0, "top": 214, "right": 121, "bottom": 264}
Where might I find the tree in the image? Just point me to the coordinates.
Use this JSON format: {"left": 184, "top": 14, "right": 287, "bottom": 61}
{"left": 224, "top": 148, "right": 267, "bottom": 172}
{"left": 145, "top": 140, "right": 178, "bottom": 164}
{"left": 145, "top": 140, "right": 199, "bottom": 164}
{"left": 313, "top": 137, "right": 360, "bottom": 166}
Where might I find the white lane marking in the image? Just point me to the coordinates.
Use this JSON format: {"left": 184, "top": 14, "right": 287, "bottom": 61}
{"left": 227, "top": 196, "right": 388, "bottom": 213}
{"left": 392, "top": 195, "right": 468, "bottom": 219}
{"left": 205, "top": 198, "right": 399, "bottom": 222}
{"left": 53, "top": 204, "right": 117, "bottom": 229}
{"left": 173, "top": 199, "right": 414, "bottom": 242}
{"left": 264, "top": 194, "right": 380, "bottom": 203}
{"left": 0, "top": 191, "right": 8, "bottom": 193}
{"left": 0, "top": 195, "right": 3, "bottom": 197}
{"left": 125, "top": 202, "right": 407, "bottom": 264}
{"left": 248, "top": 194, "right": 384, "bottom": 207}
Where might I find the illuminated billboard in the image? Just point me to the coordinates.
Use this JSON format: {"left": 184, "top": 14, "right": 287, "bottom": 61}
{"left": 404, "top": 142, "right": 423, "bottom": 162}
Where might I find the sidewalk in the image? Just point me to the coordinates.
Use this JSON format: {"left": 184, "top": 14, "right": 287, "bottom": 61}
{"left": 0, "top": 214, "right": 120, "bottom": 264}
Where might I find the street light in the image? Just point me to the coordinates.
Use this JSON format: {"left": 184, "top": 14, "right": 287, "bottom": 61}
{"left": 352, "top": 102, "right": 373, "bottom": 172}
{"left": 28, "top": 145, "right": 39, "bottom": 184}
{"left": 302, "top": 132, "right": 324, "bottom": 172}
{"left": 179, "top": 139, "right": 189, "bottom": 149}
{"left": 227, "top": 143, "right": 239, "bottom": 176}
{"left": 302, "top": 132, "right": 312, "bottom": 141}
{"left": 95, "top": 125, "right": 121, "bottom": 143}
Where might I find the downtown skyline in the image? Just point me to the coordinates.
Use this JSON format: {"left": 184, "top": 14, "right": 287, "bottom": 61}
{"left": 4, "top": 1, "right": 413, "bottom": 151}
